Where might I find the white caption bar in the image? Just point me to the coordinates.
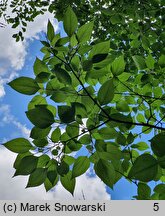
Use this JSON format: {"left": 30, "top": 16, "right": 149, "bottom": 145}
{"left": 0, "top": 200, "right": 164, "bottom": 216}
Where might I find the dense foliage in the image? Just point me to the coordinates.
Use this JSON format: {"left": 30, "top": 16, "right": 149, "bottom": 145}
{"left": 1, "top": 0, "right": 165, "bottom": 199}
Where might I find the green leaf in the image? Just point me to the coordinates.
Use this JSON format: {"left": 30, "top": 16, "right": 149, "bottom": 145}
{"left": 35, "top": 72, "right": 50, "bottom": 83}
{"left": 77, "top": 21, "right": 94, "bottom": 43}
{"left": 158, "top": 155, "right": 165, "bottom": 168}
{"left": 116, "top": 133, "right": 127, "bottom": 146}
{"left": 47, "top": 163, "right": 58, "bottom": 185}
{"left": 145, "top": 54, "right": 155, "bottom": 69}
{"left": 14, "top": 155, "right": 38, "bottom": 176}
{"left": 50, "top": 87, "right": 76, "bottom": 103}
{"left": 150, "top": 133, "right": 165, "bottom": 157}
{"left": 37, "top": 155, "right": 50, "bottom": 168}
{"left": 111, "top": 55, "right": 125, "bottom": 76}
{"left": 33, "top": 138, "right": 48, "bottom": 148}
{"left": 54, "top": 68, "right": 72, "bottom": 85}
{"left": 79, "top": 134, "right": 91, "bottom": 145}
{"left": 110, "top": 14, "right": 122, "bottom": 24}
{"left": 82, "top": 59, "right": 93, "bottom": 71}
{"left": 30, "top": 126, "right": 51, "bottom": 139}
{"left": 26, "top": 106, "right": 54, "bottom": 129}
{"left": 89, "top": 41, "right": 110, "bottom": 58}
{"left": 3, "top": 138, "right": 32, "bottom": 153}
{"left": 92, "top": 54, "right": 108, "bottom": 63}
{"left": 127, "top": 132, "right": 135, "bottom": 144}
{"left": 110, "top": 113, "right": 133, "bottom": 129}
{"left": 58, "top": 105, "right": 75, "bottom": 123}
{"left": 57, "top": 161, "right": 69, "bottom": 176}
{"left": 154, "top": 184, "right": 165, "bottom": 194}
{"left": 94, "top": 159, "right": 115, "bottom": 189}
{"left": 132, "top": 55, "right": 146, "bottom": 70}
{"left": 131, "top": 142, "right": 149, "bottom": 151}
{"left": 158, "top": 55, "right": 165, "bottom": 67}
{"left": 28, "top": 95, "right": 47, "bottom": 110}
{"left": 63, "top": 6, "right": 78, "bottom": 37}
{"left": 26, "top": 168, "right": 47, "bottom": 187}
{"left": 33, "top": 57, "right": 48, "bottom": 76}
{"left": 51, "top": 127, "right": 61, "bottom": 142}
{"left": 60, "top": 171, "right": 76, "bottom": 195}
{"left": 136, "top": 113, "right": 146, "bottom": 123}
{"left": 44, "top": 176, "right": 59, "bottom": 192}
{"left": 52, "top": 149, "right": 58, "bottom": 156}
{"left": 13, "top": 152, "right": 32, "bottom": 169}
{"left": 72, "top": 102, "right": 87, "bottom": 118}
{"left": 98, "top": 127, "right": 117, "bottom": 140}
{"left": 137, "top": 183, "right": 151, "bottom": 200}
{"left": 72, "top": 156, "right": 90, "bottom": 178}
{"left": 47, "top": 20, "right": 55, "bottom": 41}
{"left": 128, "top": 154, "right": 158, "bottom": 182}
{"left": 8, "top": 77, "right": 40, "bottom": 95}
{"left": 98, "top": 79, "right": 114, "bottom": 105}
{"left": 63, "top": 155, "right": 75, "bottom": 165}
{"left": 116, "top": 100, "right": 129, "bottom": 112}
{"left": 66, "top": 122, "right": 79, "bottom": 137}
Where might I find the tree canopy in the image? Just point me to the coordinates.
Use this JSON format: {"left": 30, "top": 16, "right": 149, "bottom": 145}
{"left": 1, "top": 0, "right": 165, "bottom": 199}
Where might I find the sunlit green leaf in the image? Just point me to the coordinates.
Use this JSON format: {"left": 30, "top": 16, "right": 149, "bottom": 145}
{"left": 79, "top": 134, "right": 91, "bottom": 145}
{"left": 77, "top": 21, "right": 94, "bottom": 43}
{"left": 47, "top": 20, "right": 55, "bottom": 41}
{"left": 51, "top": 127, "right": 61, "bottom": 143}
{"left": 63, "top": 6, "right": 78, "bottom": 37}
{"left": 98, "top": 127, "right": 117, "bottom": 140}
{"left": 111, "top": 55, "right": 125, "bottom": 76}
{"left": 66, "top": 122, "right": 79, "bottom": 138}
{"left": 116, "top": 100, "right": 129, "bottom": 112}
{"left": 132, "top": 55, "right": 146, "bottom": 70}
{"left": 26, "top": 106, "right": 54, "bottom": 129}
{"left": 89, "top": 41, "right": 110, "bottom": 58}
{"left": 72, "top": 156, "right": 90, "bottom": 178}
{"left": 8, "top": 77, "right": 40, "bottom": 95}
{"left": 98, "top": 79, "right": 114, "bottom": 105}
{"left": 33, "top": 138, "right": 48, "bottom": 147}
{"left": 128, "top": 154, "right": 158, "bottom": 182}
{"left": 54, "top": 68, "right": 72, "bottom": 85}
{"left": 94, "top": 159, "right": 115, "bottom": 189}
{"left": 131, "top": 142, "right": 149, "bottom": 151}
{"left": 61, "top": 171, "right": 76, "bottom": 195}
{"left": 30, "top": 126, "right": 51, "bottom": 139}
{"left": 37, "top": 155, "right": 50, "bottom": 168}
{"left": 3, "top": 138, "right": 32, "bottom": 153}
{"left": 145, "top": 54, "right": 155, "bottom": 69}
{"left": 28, "top": 95, "right": 47, "bottom": 110}
{"left": 33, "top": 57, "right": 48, "bottom": 75}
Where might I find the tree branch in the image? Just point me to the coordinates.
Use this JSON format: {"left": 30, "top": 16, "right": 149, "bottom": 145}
{"left": 53, "top": 51, "right": 165, "bottom": 133}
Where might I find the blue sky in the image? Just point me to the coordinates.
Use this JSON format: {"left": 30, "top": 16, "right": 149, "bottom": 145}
{"left": 0, "top": 12, "right": 140, "bottom": 200}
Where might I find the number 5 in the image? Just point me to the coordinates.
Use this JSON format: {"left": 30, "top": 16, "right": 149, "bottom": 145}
{"left": 153, "top": 203, "right": 159, "bottom": 211}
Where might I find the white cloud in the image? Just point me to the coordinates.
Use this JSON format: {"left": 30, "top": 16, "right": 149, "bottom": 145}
{"left": 0, "top": 8, "right": 111, "bottom": 200}
{"left": 0, "top": 104, "right": 30, "bottom": 138}
{"left": 53, "top": 173, "right": 111, "bottom": 200}
{"left": 25, "top": 12, "right": 58, "bottom": 40}
{"left": 0, "top": 146, "right": 111, "bottom": 200}
{"left": 0, "top": 146, "right": 54, "bottom": 200}
{"left": 0, "top": 11, "right": 59, "bottom": 98}
{"left": 0, "top": 104, "right": 111, "bottom": 200}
